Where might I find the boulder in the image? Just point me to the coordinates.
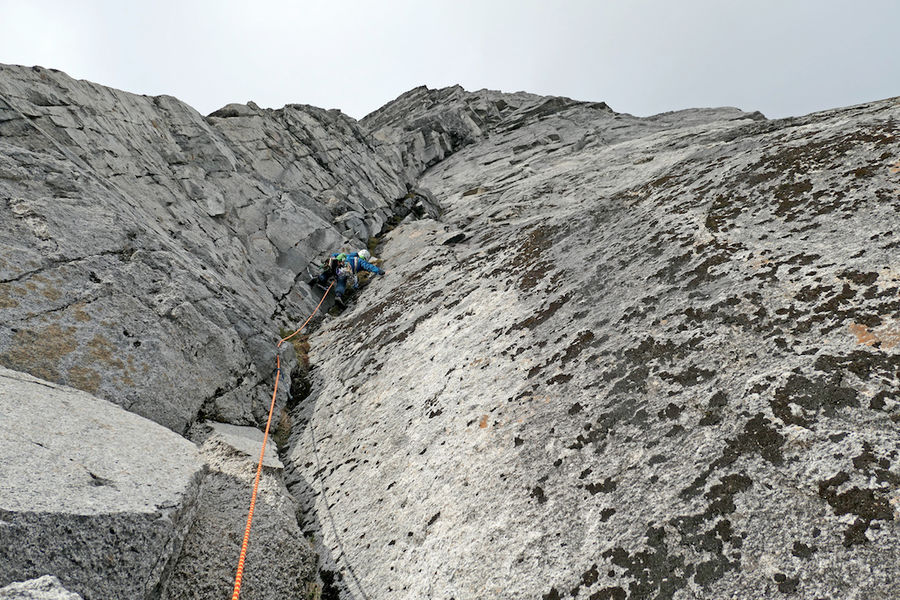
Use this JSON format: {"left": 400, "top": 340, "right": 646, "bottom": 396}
{"left": 159, "top": 422, "right": 316, "bottom": 600}
{"left": 0, "top": 576, "right": 83, "bottom": 600}
{"left": 0, "top": 367, "right": 204, "bottom": 599}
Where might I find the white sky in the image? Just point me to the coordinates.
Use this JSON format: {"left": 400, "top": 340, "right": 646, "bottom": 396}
{"left": 1, "top": 0, "right": 898, "bottom": 120}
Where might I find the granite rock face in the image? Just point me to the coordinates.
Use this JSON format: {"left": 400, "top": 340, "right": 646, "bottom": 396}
{"left": 2, "top": 62, "right": 899, "bottom": 599}
{"left": 0, "top": 64, "right": 415, "bottom": 434}
{"left": 160, "top": 422, "right": 317, "bottom": 600}
{"left": 285, "top": 92, "right": 900, "bottom": 599}
{"left": 0, "top": 366, "right": 204, "bottom": 599}
{"left": 0, "top": 576, "right": 83, "bottom": 600}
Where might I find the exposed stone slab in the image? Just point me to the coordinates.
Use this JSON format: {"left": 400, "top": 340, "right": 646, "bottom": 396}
{"left": 160, "top": 421, "right": 315, "bottom": 600}
{"left": 286, "top": 93, "right": 900, "bottom": 598}
{"left": 0, "top": 576, "right": 83, "bottom": 600}
{"left": 0, "top": 367, "right": 204, "bottom": 599}
{"left": 203, "top": 421, "right": 283, "bottom": 469}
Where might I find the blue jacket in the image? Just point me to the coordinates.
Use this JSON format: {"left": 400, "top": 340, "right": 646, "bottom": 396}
{"left": 331, "top": 252, "right": 384, "bottom": 275}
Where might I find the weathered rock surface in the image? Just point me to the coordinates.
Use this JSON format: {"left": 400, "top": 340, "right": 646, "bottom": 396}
{"left": 0, "top": 576, "right": 83, "bottom": 600}
{"left": 0, "top": 366, "right": 204, "bottom": 599}
{"left": 0, "top": 63, "right": 418, "bottom": 434}
{"left": 3, "top": 62, "right": 899, "bottom": 599}
{"left": 160, "top": 421, "right": 316, "bottom": 600}
{"left": 285, "top": 92, "right": 900, "bottom": 599}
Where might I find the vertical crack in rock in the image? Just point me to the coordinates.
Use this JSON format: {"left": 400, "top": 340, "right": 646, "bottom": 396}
{"left": 283, "top": 89, "right": 900, "bottom": 599}
{"left": 2, "top": 64, "right": 899, "bottom": 599}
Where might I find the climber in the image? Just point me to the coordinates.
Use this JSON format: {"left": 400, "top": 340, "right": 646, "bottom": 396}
{"left": 331, "top": 248, "right": 385, "bottom": 306}
{"left": 308, "top": 253, "right": 346, "bottom": 290}
{"left": 307, "top": 249, "right": 384, "bottom": 306}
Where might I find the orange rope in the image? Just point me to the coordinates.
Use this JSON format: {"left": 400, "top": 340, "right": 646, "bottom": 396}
{"left": 278, "top": 281, "right": 334, "bottom": 349}
{"left": 231, "top": 281, "right": 334, "bottom": 600}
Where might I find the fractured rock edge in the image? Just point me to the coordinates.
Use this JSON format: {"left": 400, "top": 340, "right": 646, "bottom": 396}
{"left": 159, "top": 421, "right": 316, "bottom": 600}
{"left": 0, "top": 366, "right": 203, "bottom": 599}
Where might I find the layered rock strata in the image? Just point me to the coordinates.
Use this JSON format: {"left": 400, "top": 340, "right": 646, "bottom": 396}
{"left": 286, "top": 94, "right": 900, "bottom": 599}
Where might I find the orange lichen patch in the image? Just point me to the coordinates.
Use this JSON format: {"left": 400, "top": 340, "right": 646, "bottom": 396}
{"left": 889, "top": 160, "right": 900, "bottom": 174}
{"left": 86, "top": 334, "right": 125, "bottom": 370}
{"left": 479, "top": 414, "right": 489, "bottom": 428}
{"left": 67, "top": 365, "right": 101, "bottom": 394}
{"left": 849, "top": 322, "right": 900, "bottom": 350}
{"left": 0, "top": 324, "right": 78, "bottom": 382}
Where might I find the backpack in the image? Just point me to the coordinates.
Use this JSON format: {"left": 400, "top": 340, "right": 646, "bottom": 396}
{"left": 324, "top": 255, "right": 345, "bottom": 275}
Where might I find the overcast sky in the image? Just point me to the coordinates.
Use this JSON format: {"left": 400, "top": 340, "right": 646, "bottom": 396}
{"left": 1, "top": 1, "right": 898, "bottom": 120}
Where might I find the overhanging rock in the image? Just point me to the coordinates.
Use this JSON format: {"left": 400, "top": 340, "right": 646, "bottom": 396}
{"left": 0, "top": 367, "right": 204, "bottom": 599}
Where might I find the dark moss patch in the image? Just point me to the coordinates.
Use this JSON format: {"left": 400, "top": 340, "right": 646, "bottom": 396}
{"left": 659, "top": 365, "right": 715, "bottom": 387}
{"left": 814, "top": 351, "right": 899, "bottom": 385}
{"left": 548, "top": 373, "right": 573, "bottom": 385}
{"left": 770, "top": 372, "right": 858, "bottom": 427}
{"left": 561, "top": 330, "right": 597, "bottom": 365}
{"left": 510, "top": 225, "right": 559, "bottom": 291}
{"left": 818, "top": 471, "right": 894, "bottom": 546}
{"left": 588, "top": 587, "right": 626, "bottom": 600}
{"left": 581, "top": 564, "right": 600, "bottom": 587}
{"left": 773, "top": 180, "right": 813, "bottom": 217}
{"left": 705, "top": 194, "right": 743, "bottom": 232}
{"left": 623, "top": 335, "right": 703, "bottom": 366}
{"left": 531, "top": 485, "right": 548, "bottom": 504}
{"left": 668, "top": 479, "right": 750, "bottom": 588}
{"left": 658, "top": 402, "right": 684, "bottom": 420}
{"left": 583, "top": 478, "right": 617, "bottom": 495}
{"left": 706, "top": 475, "right": 753, "bottom": 517}
{"left": 684, "top": 247, "right": 734, "bottom": 289}
{"left": 840, "top": 269, "right": 879, "bottom": 286}
{"left": 852, "top": 442, "right": 880, "bottom": 471}
{"left": 774, "top": 573, "right": 800, "bottom": 594}
{"left": 665, "top": 424, "right": 685, "bottom": 438}
{"left": 791, "top": 541, "right": 817, "bottom": 559}
{"left": 648, "top": 454, "right": 669, "bottom": 466}
{"left": 681, "top": 414, "right": 782, "bottom": 500}
{"left": 603, "top": 526, "right": 690, "bottom": 598}
{"left": 794, "top": 284, "right": 833, "bottom": 303}
{"left": 699, "top": 391, "right": 729, "bottom": 426}
{"left": 508, "top": 293, "right": 572, "bottom": 332}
